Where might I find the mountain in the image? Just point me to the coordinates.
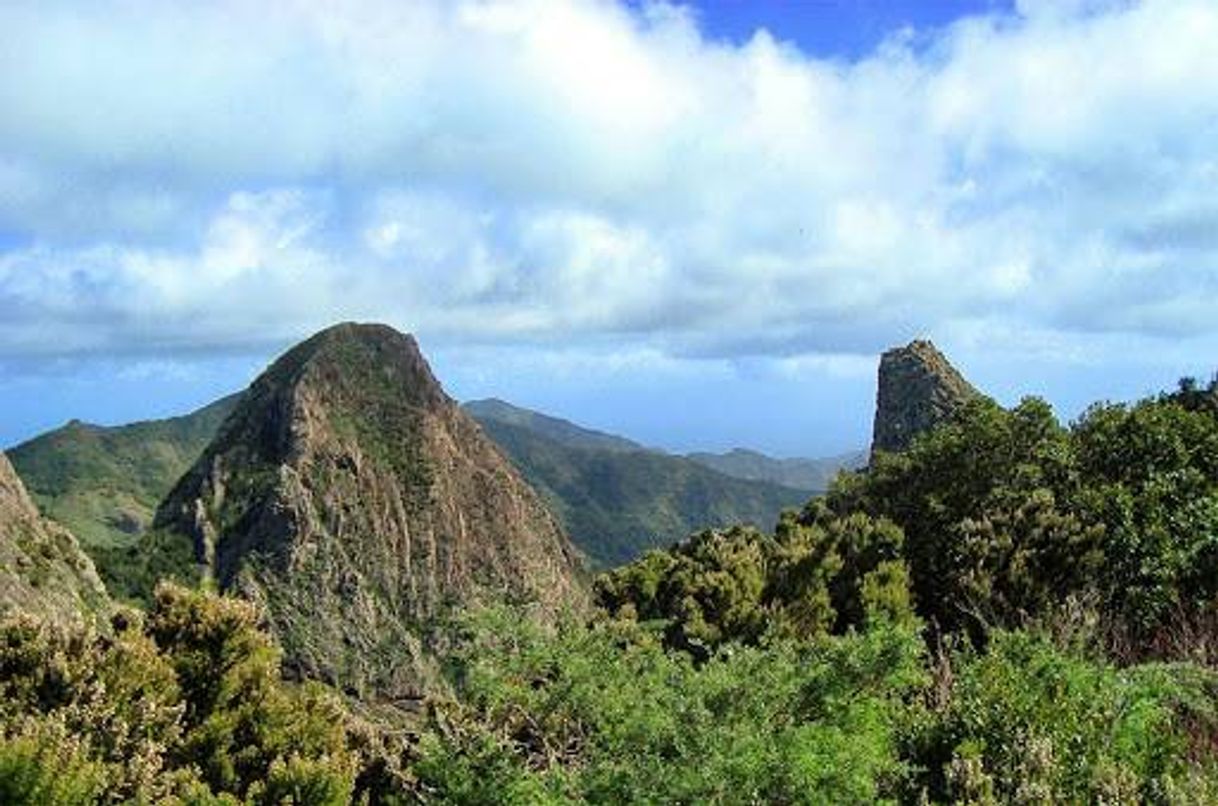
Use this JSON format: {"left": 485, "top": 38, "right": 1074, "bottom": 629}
{"left": 685, "top": 447, "right": 867, "bottom": 492}
{"left": 871, "top": 339, "right": 981, "bottom": 457}
{"left": 152, "top": 323, "right": 585, "bottom": 698}
{"left": 0, "top": 451, "right": 109, "bottom": 626}
{"left": 9, "top": 385, "right": 817, "bottom": 590}
{"left": 472, "top": 416, "right": 810, "bottom": 568}
{"left": 7, "top": 395, "right": 241, "bottom": 591}
{"left": 464, "top": 398, "right": 645, "bottom": 453}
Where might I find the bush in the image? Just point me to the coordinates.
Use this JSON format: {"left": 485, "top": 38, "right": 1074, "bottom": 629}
{"left": 907, "top": 630, "right": 1218, "bottom": 803}
{"left": 418, "top": 606, "right": 926, "bottom": 803}
{"left": 0, "top": 585, "right": 363, "bottom": 804}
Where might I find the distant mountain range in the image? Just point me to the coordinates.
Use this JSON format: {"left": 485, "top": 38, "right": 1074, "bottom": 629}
{"left": 464, "top": 398, "right": 645, "bottom": 454}
{"left": 8, "top": 383, "right": 858, "bottom": 584}
{"left": 685, "top": 447, "right": 866, "bottom": 492}
{"left": 466, "top": 415, "right": 798, "bottom": 567}
{"left": 463, "top": 399, "right": 867, "bottom": 566}
{"left": 465, "top": 398, "right": 864, "bottom": 491}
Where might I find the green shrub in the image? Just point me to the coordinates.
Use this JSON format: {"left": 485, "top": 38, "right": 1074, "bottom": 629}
{"left": 0, "top": 585, "right": 362, "bottom": 804}
{"left": 907, "top": 630, "right": 1218, "bottom": 802}
{"left": 0, "top": 718, "right": 106, "bottom": 806}
{"left": 419, "top": 606, "right": 925, "bottom": 803}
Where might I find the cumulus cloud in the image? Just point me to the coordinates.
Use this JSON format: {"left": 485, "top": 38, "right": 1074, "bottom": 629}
{"left": 1, "top": 0, "right": 1217, "bottom": 366}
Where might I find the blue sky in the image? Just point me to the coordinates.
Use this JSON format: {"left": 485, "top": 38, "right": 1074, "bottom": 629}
{"left": 3, "top": 0, "right": 1218, "bottom": 457}
{"left": 690, "top": 0, "right": 1013, "bottom": 58}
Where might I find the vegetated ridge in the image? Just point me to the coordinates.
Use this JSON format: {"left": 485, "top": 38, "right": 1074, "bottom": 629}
{"left": 7, "top": 395, "right": 240, "bottom": 592}
{"left": 464, "top": 398, "right": 646, "bottom": 453}
{"left": 471, "top": 412, "right": 809, "bottom": 568}
{"left": 467, "top": 396, "right": 864, "bottom": 492}
{"left": 685, "top": 446, "right": 867, "bottom": 491}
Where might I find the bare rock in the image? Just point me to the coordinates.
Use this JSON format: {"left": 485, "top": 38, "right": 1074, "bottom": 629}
{"left": 154, "top": 323, "right": 585, "bottom": 698}
{"left": 871, "top": 339, "right": 982, "bottom": 458}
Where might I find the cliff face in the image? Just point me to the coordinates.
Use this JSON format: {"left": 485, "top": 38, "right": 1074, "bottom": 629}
{"left": 871, "top": 340, "right": 981, "bottom": 458}
{"left": 154, "top": 323, "right": 585, "bottom": 697}
{"left": 0, "top": 452, "right": 110, "bottom": 626}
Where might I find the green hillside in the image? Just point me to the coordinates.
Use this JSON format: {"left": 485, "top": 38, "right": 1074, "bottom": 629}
{"left": 6, "top": 395, "right": 240, "bottom": 588}
{"left": 474, "top": 417, "right": 809, "bottom": 568}
{"left": 466, "top": 397, "right": 864, "bottom": 492}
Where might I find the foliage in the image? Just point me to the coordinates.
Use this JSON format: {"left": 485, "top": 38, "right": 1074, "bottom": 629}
{"left": 414, "top": 605, "right": 1218, "bottom": 804}
{"left": 0, "top": 584, "right": 363, "bottom": 804}
{"left": 596, "top": 505, "right": 910, "bottom": 653}
{"left": 417, "top": 607, "right": 926, "bottom": 804}
{"left": 828, "top": 392, "right": 1218, "bottom": 645}
{"left": 906, "top": 630, "right": 1218, "bottom": 803}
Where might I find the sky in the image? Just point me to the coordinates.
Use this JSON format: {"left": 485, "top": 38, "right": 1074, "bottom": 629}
{"left": 2, "top": 0, "right": 1218, "bottom": 457}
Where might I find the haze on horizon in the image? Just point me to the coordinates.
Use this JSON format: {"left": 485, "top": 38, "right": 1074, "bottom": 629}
{"left": 3, "top": 0, "right": 1218, "bottom": 457}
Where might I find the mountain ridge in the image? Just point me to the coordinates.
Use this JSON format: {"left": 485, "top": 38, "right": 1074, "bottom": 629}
{"left": 151, "top": 322, "right": 586, "bottom": 696}
{"left": 685, "top": 446, "right": 866, "bottom": 491}
{"left": 465, "top": 397, "right": 863, "bottom": 492}
{"left": 7, "top": 394, "right": 242, "bottom": 592}
{"left": 473, "top": 415, "right": 809, "bottom": 567}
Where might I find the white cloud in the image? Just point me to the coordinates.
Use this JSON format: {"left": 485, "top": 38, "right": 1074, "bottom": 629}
{"left": 0, "top": 0, "right": 1217, "bottom": 373}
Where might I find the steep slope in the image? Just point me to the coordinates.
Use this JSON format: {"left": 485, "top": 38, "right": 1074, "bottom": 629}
{"left": 685, "top": 447, "right": 867, "bottom": 492}
{"left": 7, "top": 394, "right": 240, "bottom": 590}
{"left": 871, "top": 339, "right": 982, "bottom": 457}
{"left": 474, "top": 417, "right": 809, "bottom": 568}
{"left": 153, "top": 323, "right": 584, "bottom": 697}
{"left": 464, "top": 398, "right": 646, "bottom": 453}
{"left": 0, "top": 452, "right": 109, "bottom": 626}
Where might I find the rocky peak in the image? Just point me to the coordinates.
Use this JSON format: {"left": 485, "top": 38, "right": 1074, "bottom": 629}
{"left": 0, "top": 452, "right": 110, "bottom": 626}
{"left": 154, "top": 322, "right": 585, "bottom": 697}
{"left": 871, "top": 339, "right": 980, "bottom": 458}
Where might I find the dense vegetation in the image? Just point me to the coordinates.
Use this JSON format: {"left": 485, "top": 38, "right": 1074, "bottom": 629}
{"left": 834, "top": 383, "right": 1218, "bottom": 653}
{"left": 5, "top": 377, "right": 1218, "bottom": 802}
{"left": 597, "top": 381, "right": 1218, "bottom": 658}
{"left": 0, "top": 585, "right": 374, "bottom": 804}
{"left": 6, "top": 587, "right": 1214, "bottom": 803}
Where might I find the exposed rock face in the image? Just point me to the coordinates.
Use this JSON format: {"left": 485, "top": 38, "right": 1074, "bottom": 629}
{"left": 0, "top": 452, "right": 109, "bottom": 626}
{"left": 871, "top": 340, "right": 981, "bottom": 457}
{"left": 154, "top": 323, "right": 585, "bottom": 697}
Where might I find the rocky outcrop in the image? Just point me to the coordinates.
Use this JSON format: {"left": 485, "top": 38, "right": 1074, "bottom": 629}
{"left": 153, "top": 323, "right": 585, "bottom": 698}
{"left": 871, "top": 340, "right": 981, "bottom": 458}
{"left": 0, "top": 452, "right": 109, "bottom": 626}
